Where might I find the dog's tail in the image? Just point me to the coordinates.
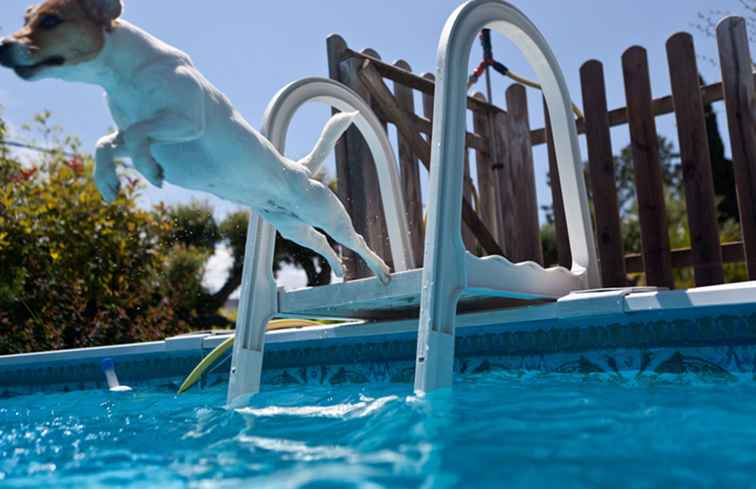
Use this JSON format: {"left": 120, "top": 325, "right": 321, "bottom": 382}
{"left": 298, "top": 111, "right": 358, "bottom": 174}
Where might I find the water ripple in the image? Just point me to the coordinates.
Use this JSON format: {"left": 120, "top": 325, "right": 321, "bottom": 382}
{"left": 1, "top": 374, "right": 756, "bottom": 488}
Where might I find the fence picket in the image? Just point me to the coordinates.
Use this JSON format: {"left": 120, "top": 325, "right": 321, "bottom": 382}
{"left": 543, "top": 99, "right": 572, "bottom": 268}
{"left": 471, "top": 93, "right": 500, "bottom": 241}
{"left": 393, "top": 60, "right": 424, "bottom": 267}
{"left": 717, "top": 17, "right": 756, "bottom": 280}
{"left": 667, "top": 32, "right": 724, "bottom": 286}
{"left": 326, "top": 38, "right": 392, "bottom": 278}
{"left": 580, "top": 60, "right": 627, "bottom": 287}
{"left": 505, "top": 85, "right": 542, "bottom": 264}
{"left": 622, "top": 46, "right": 674, "bottom": 288}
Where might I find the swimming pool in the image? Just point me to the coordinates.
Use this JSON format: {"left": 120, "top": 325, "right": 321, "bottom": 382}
{"left": 1, "top": 285, "right": 755, "bottom": 487}
{"left": 2, "top": 371, "right": 755, "bottom": 488}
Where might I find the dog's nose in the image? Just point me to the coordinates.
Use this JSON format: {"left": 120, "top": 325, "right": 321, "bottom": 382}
{"left": 0, "top": 39, "right": 14, "bottom": 67}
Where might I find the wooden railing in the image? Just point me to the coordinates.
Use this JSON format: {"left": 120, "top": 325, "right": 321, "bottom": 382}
{"left": 326, "top": 17, "right": 756, "bottom": 288}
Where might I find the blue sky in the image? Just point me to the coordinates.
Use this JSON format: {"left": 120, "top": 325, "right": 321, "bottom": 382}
{"left": 0, "top": 0, "right": 740, "bottom": 289}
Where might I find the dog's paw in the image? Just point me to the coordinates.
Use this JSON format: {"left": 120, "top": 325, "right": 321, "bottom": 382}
{"left": 95, "top": 169, "right": 121, "bottom": 203}
{"left": 373, "top": 260, "right": 392, "bottom": 286}
{"left": 330, "top": 258, "right": 345, "bottom": 279}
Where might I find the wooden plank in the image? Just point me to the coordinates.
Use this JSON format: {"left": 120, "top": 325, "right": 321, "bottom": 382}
{"left": 625, "top": 241, "right": 746, "bottom": 274}
{"left": 327, "top": 38, "right": 392, "bottom": 279}
{"left": 580, "top": 60, "right": 627, "bottom": 288}
{"left": 343, "top": 48, "right": 501, "bottom": 114}
{"left": 421, "top": 73, "right": 435, "bottom": 123}
{"left": 471, "top": 93, "right": 500, "bottom": 241}
{"left": 326, "top": 34, "right": 365, "bottom": 279}
{"left": 358, "top": 49, "right": 394, "bottom": 273}
{"left": 339, "top": 49, "right": 495, "bottom": 153}
{"left": 492, "top": 111, "right": 515, "bottom": 256}
{"left": 530, "top": 78, "right": 742, "bottom": 146}
{"left": 357, "top": 60, "right": 504, "bottom": 256}
{"left": 717, "top": 17, "right": 756, "bottom": 280}
{"left": 392, "top": 60, "right": 425, "bottom": 268}
{"left": 543, "top": 98, "right": 572, "bottom": 268}
{"left": 622, "top": 46, "right": 674, "bottom": 288}
{"left": 504, "top": 84, "right": 543, "bottom": 264}
{"left": 409, "top": 111, "right": 488, "bottom": 152}
{"left": 667, "top": 32, "right": 725, "bottom": 286}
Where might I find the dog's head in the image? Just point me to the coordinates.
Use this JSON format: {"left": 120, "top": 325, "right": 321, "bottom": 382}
{"left": 0, "top": 0, "right": 123, "bottom": 80}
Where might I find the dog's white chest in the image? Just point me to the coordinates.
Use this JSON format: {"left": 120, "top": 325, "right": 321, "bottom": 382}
{"left": 106, "top": 88, "right": 156, "bottom": 130}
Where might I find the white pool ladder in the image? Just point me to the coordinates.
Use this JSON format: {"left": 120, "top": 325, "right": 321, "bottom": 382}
{"left": 414, "top": 0, "right": 600, "bottom": 392}
{"left": 227, "top": 0, "right": 599, "bottom": 405}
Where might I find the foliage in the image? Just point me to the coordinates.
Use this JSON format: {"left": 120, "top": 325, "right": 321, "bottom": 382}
{"left": 0, "top": 141, "right": 193, "bottom": 354}
{"left": 164, "top": 201, "right": 220, "bottom": 252}
{"left": 693, "top": 0, "right": 755, "bottom": 68}
{"left": 704, "top": 100, "right": 738, "bottom": 223}
{"left": 694, "top": 0, "right": 756, "bottom": 43}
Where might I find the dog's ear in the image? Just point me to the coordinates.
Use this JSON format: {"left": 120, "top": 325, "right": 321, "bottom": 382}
{"left": 80, "top": 0, "right": 123, "bottom": 27}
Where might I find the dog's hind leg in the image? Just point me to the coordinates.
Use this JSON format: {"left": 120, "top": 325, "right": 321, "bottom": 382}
{"left": 285, "top": 113, "right": 392, "bottom": 284}
{"left": 272, "top": 217, "right": 345, "bottom": 279}
{"left": 290, "top": 178, "right": 391, "bottom": 284}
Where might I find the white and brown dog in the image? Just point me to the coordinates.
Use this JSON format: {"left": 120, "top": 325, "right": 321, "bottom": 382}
{"left": 0, "top": 0, "right": 391, "bottom": 283}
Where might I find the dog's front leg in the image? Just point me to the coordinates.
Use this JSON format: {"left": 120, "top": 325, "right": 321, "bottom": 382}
{"left": 119, "top": 110, "right": 206, "bottom": 188}
{"left": 94, "top": 132, "right": 125, "bottom": 203}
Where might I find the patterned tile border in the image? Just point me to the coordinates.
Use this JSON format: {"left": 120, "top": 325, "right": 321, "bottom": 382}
{"left": 2, "top": 307, "right": 755, "bottom": 396}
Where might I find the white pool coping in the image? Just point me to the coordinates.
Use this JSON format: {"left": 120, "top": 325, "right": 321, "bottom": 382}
{"left": 1, "top": 281, "right": 754, "bottom": 369}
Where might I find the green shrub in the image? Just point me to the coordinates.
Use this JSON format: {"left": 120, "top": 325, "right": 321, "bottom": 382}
{"left": 0, "top": 145, "right": 194, "bottom": 354}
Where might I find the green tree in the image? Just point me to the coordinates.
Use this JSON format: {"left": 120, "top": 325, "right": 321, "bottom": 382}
{"left": 704, "top": 99, "right": 739, "bottom": 223}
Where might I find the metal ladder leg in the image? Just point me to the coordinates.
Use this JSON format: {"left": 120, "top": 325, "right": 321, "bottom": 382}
{"left": 226, "top": 212, "right": 278, "bottom": 406}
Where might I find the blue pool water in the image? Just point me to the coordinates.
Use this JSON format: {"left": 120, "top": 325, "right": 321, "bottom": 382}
{"left": 1, "top": 372, "right": 755, "bottom": 488}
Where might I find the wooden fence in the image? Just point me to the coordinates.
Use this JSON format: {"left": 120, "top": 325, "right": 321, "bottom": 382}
{"left": 326, "top": 17, "right": 756, "bottom": 290}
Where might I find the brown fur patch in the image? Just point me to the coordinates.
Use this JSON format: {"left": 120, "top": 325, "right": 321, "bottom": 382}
{"left": 12, "top": 0, "right": 117, "bottom": 67}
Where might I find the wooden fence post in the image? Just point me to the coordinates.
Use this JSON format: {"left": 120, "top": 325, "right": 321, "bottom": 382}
{"left": 717, "top": 17, "right": 756, "bottom": 280}
{"left": 393, "top": 60, "right": 424, "bottom": 268}
{"left": 580, "top": 60, "right": 627, "bottom": 288}
{"left": 667, "top": 32, "right": 725, "bottom": 286}
{"left": 504, "top": 84, "right": 543, "bottom": 264}
{"left": 326, "top": 36, "right": 392, "bottom": 279}
{"left": 471, "top": 93, "right": 500, "bottom": 242}
{"left": 543, "top": 98, "right": 572, "bottom": 268}
{"left": 493, "top": 111, "right": 516, "bottom": 257}
{"left": 622, "top": 46, "right": 675, "bottom": 288}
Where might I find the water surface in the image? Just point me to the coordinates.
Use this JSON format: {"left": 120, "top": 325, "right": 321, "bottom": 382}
{"left": 1, "top": 372, "right": 755, "bottom": 488}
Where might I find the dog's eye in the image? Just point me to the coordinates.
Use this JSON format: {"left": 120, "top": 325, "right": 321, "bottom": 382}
{"left": 38, "top": 14, "right": 64, "bottom": 30}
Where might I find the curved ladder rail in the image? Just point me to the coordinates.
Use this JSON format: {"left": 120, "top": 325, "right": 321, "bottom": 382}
{"left": 227, "top": 77, "right": 415, "bottom": 405}
{"left": 414, "top": 0, "right": 600, "bottom": 394}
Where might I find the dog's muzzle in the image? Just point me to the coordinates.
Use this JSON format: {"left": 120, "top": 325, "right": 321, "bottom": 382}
{"left": 0, "top": 39, "right": 15, "bottom": 68}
